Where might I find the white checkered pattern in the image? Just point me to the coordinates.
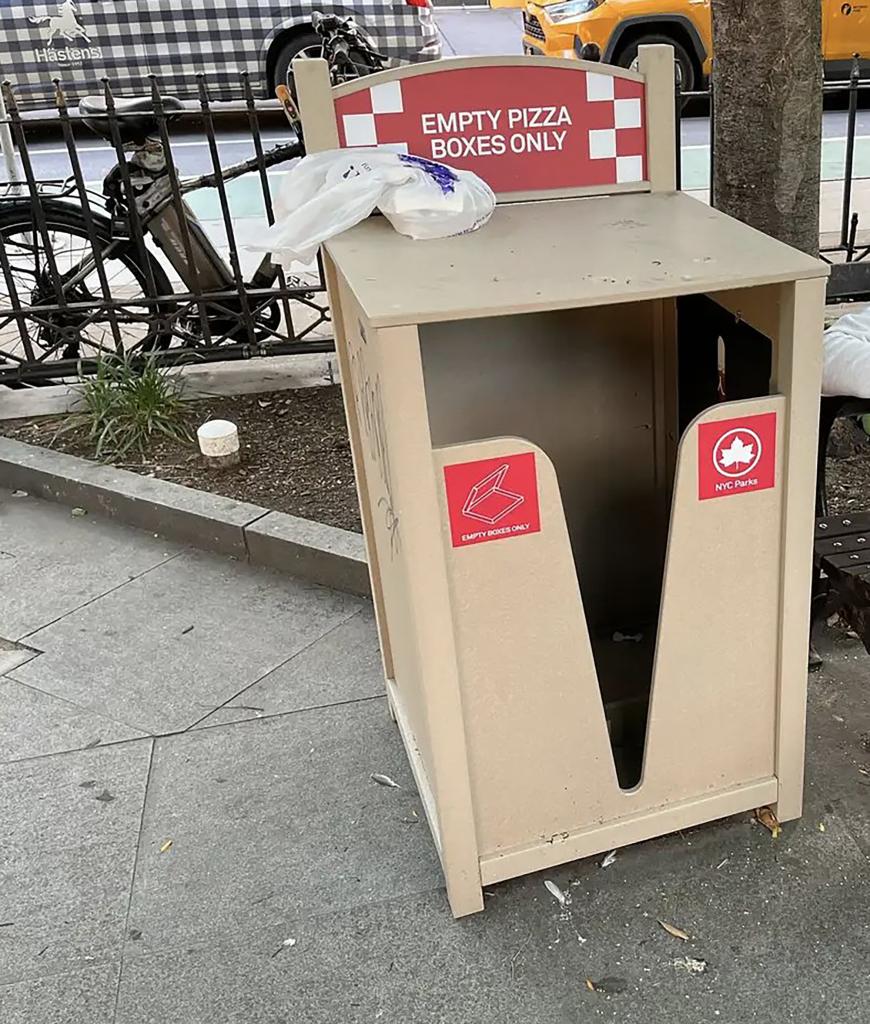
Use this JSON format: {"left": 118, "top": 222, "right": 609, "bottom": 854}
{"left": 0, "top": 0, "right": 440, "bottom": 109}
{"left": 585, "top": 70, "right": 645, "bottom": 183}
{"left": 340, "top": 78, "right": 412, "bottom": 153}
{"left": 343, "top": 112, "right": 378, "bottom": 147}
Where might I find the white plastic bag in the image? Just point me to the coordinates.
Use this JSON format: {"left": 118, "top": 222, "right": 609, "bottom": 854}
{"left": 251, "top": 148, "right": 495, "bottom": 266}
{"left": 823, "top": 306, "right": 870, "bottom": 398}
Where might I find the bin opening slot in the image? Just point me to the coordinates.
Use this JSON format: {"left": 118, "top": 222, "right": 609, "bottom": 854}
{"left": 677, "top": 294, "right": 773, "bottom": 433}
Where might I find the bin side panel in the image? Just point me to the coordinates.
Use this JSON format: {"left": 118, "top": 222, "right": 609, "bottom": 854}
{"left": 374, "top": 323, "right": 485, "bottom": 916}
{"left": 641, "top": 395, "right": 787, "bottom": 804}
{"left": 771, "top": 277, "right": 826, "bottom": 821}
{"left": 324, "top": 257, "right": 394, "bottom": 681}
{"left": 434, "top": 438, "right": 619, "bottom": 857}
{"left": 332, "top": 279, "right": 437, "bottom": 785}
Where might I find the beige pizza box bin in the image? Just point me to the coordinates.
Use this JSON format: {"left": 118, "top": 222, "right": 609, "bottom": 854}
{"left": 296, "top": 52, "right": 829, "bottom": 918}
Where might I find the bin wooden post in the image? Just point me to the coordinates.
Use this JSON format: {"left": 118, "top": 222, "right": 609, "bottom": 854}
{"left": 772, "top": 277, "right": 827, "bottom": 820}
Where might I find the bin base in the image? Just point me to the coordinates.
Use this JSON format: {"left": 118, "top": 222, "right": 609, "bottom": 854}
{"left": 388, "top": 682, "right": 780, "bottom": 917}
{"left": 479, "top": 776, "right": 779, "bottom": 887}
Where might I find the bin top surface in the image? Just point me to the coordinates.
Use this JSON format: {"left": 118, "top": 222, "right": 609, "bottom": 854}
{"left": 325, "top": 192, "right": 827, "bottom": 329}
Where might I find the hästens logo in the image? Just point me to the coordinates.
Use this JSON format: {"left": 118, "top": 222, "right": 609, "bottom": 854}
{"left": 443, "top": 452, "right": 541, "bottom": 548}
{"left": 697, "top": 412, "right": 777, "bottom": 501}
{"left": 28, "top": 2, "right": 102, "bottom": 63}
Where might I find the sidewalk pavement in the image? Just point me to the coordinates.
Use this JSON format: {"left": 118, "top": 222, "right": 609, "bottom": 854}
{"left": 2, "top": 488, "right": 870, "bottom": 1023}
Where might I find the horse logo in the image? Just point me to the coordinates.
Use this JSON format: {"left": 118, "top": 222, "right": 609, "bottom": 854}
{"left": 29, "top": 1, "right": 91, "bottom": 45}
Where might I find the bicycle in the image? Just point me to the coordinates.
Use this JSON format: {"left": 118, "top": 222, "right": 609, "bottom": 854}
{"left": 0, "top": 13, "right": 385, "bottom": 378}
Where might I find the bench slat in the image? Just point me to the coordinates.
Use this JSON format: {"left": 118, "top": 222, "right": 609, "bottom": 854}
{"left": 816, "top": 513, "right": 870, "bottom": 539}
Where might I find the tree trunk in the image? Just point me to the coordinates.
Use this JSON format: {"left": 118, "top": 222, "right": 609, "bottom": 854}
{"left": 711, "top": 0, "right": 823, "bottom": 256}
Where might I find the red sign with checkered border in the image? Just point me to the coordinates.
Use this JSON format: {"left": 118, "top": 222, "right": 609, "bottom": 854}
{"left": 334, "top": 65, "right": 647, "bottom": 194}
{"left": 443, "top": 452, "right": 541, "bottom": 548}
{"left": 697, "top": 412, "right": 777, "bottom": 501}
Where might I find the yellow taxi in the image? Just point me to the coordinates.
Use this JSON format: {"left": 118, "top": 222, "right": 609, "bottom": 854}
{"left": 494, "top": 0, "right": 868, "bottom": 93}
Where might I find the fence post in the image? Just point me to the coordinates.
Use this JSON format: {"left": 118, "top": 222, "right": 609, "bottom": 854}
{"left": 840, "top": 54, "right": 860, "bottom": 250}
{"left": 708, "top": 83, "right": 715, "bottom": 207}
{"left": 674, "top": 67, "right": 682, "bottom": 191}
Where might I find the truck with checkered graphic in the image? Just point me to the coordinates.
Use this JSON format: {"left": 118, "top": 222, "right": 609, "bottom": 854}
{"left": 3, "top": 0, "right": 438, "bottom": 108}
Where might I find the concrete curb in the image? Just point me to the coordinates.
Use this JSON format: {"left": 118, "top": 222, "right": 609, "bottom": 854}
{"left": 0, "top": 437, "right": 370, "bottom": 597}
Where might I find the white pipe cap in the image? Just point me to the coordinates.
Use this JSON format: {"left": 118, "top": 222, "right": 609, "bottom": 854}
{"left": 197, "top": 419, "right": 240, "bottom": 457}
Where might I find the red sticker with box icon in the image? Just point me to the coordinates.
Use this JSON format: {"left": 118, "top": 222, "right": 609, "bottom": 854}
{"left": 697, "top": 412, "right": 777, "bottom": 500}
{"left": 443, "top": 452, "right": 541, "bottom": 548}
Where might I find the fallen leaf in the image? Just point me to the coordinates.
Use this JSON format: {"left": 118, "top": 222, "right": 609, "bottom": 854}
{"left": 600, "top": 850, "right": 617, "bottom": 868}
{"left": 159, "top": 839, "right": 173, "bottom": 853}
{"left": 659, "top": 920, "right": 690, "bottom": 942}
{"left": 78, "top": 780, "right": 96, "bottom": 789}
{"left": 544, "top": 879, "right": 569, "bottom": 907}
{"left": 587, "top": 977, "right": 628, "bottom": 994}
{"left": 755, "top": 806, "right": 782, "bottom": 839}
{"left": 70, "top": 507, "right": 87, "bottom": 518}
{"left": 673, "top": 956, "right": 708, "bottom": 974}
{"left": 95, "top": 789, "right": 114, "bottom": 803}
{"left": 84, "top": 737, "right": 102, "bottom": 749}
{"left": 129, "top": 929, "right": 142, "bottom": 941}
{"left": 371, "top": 773, "right": 400, "bottom": 789}
{"left": 400, "top": 810, "right": 419, "bottom": 825}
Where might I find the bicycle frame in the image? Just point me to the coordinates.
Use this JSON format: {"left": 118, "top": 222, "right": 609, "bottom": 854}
{"left": 111, "top": 136, "right": 304, "bottom": 294}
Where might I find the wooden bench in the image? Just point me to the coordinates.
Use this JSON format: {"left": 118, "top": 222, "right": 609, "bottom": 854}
{"left": 815, "top": 512, "right": 870, "bottom": 653}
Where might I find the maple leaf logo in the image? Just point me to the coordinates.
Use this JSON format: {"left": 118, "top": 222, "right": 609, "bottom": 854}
{"left": 718, "top": 434, "right": 755, "bottom": 470}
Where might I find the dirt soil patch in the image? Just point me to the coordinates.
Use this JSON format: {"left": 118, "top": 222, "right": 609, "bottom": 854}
{"left": 827, "top": 417, "right": 870, "bottom": 516}
{"left": 0, "top": 386, "right": 362, "bottom": 533}
{"left": 3, "top": 391, "right": 870, "bottom": 534}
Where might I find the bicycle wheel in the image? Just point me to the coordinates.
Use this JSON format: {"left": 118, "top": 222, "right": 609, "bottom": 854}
{"left": 0, "top": 200, "right": 174, "bottom": 370}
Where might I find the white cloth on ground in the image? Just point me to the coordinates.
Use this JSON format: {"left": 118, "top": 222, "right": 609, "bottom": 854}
{"left": 823, "top": 305, "right": 870, "bottom": 398}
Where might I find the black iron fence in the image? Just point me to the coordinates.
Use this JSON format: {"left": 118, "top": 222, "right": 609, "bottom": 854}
{"left": 0, "top": 72, "right": 331, "bottom": 386}
{"left": 675, "top": 57, "right": 870, "bottom": 303}
{"left": 1, "top": 62, "right": 869, "bottom": 386}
